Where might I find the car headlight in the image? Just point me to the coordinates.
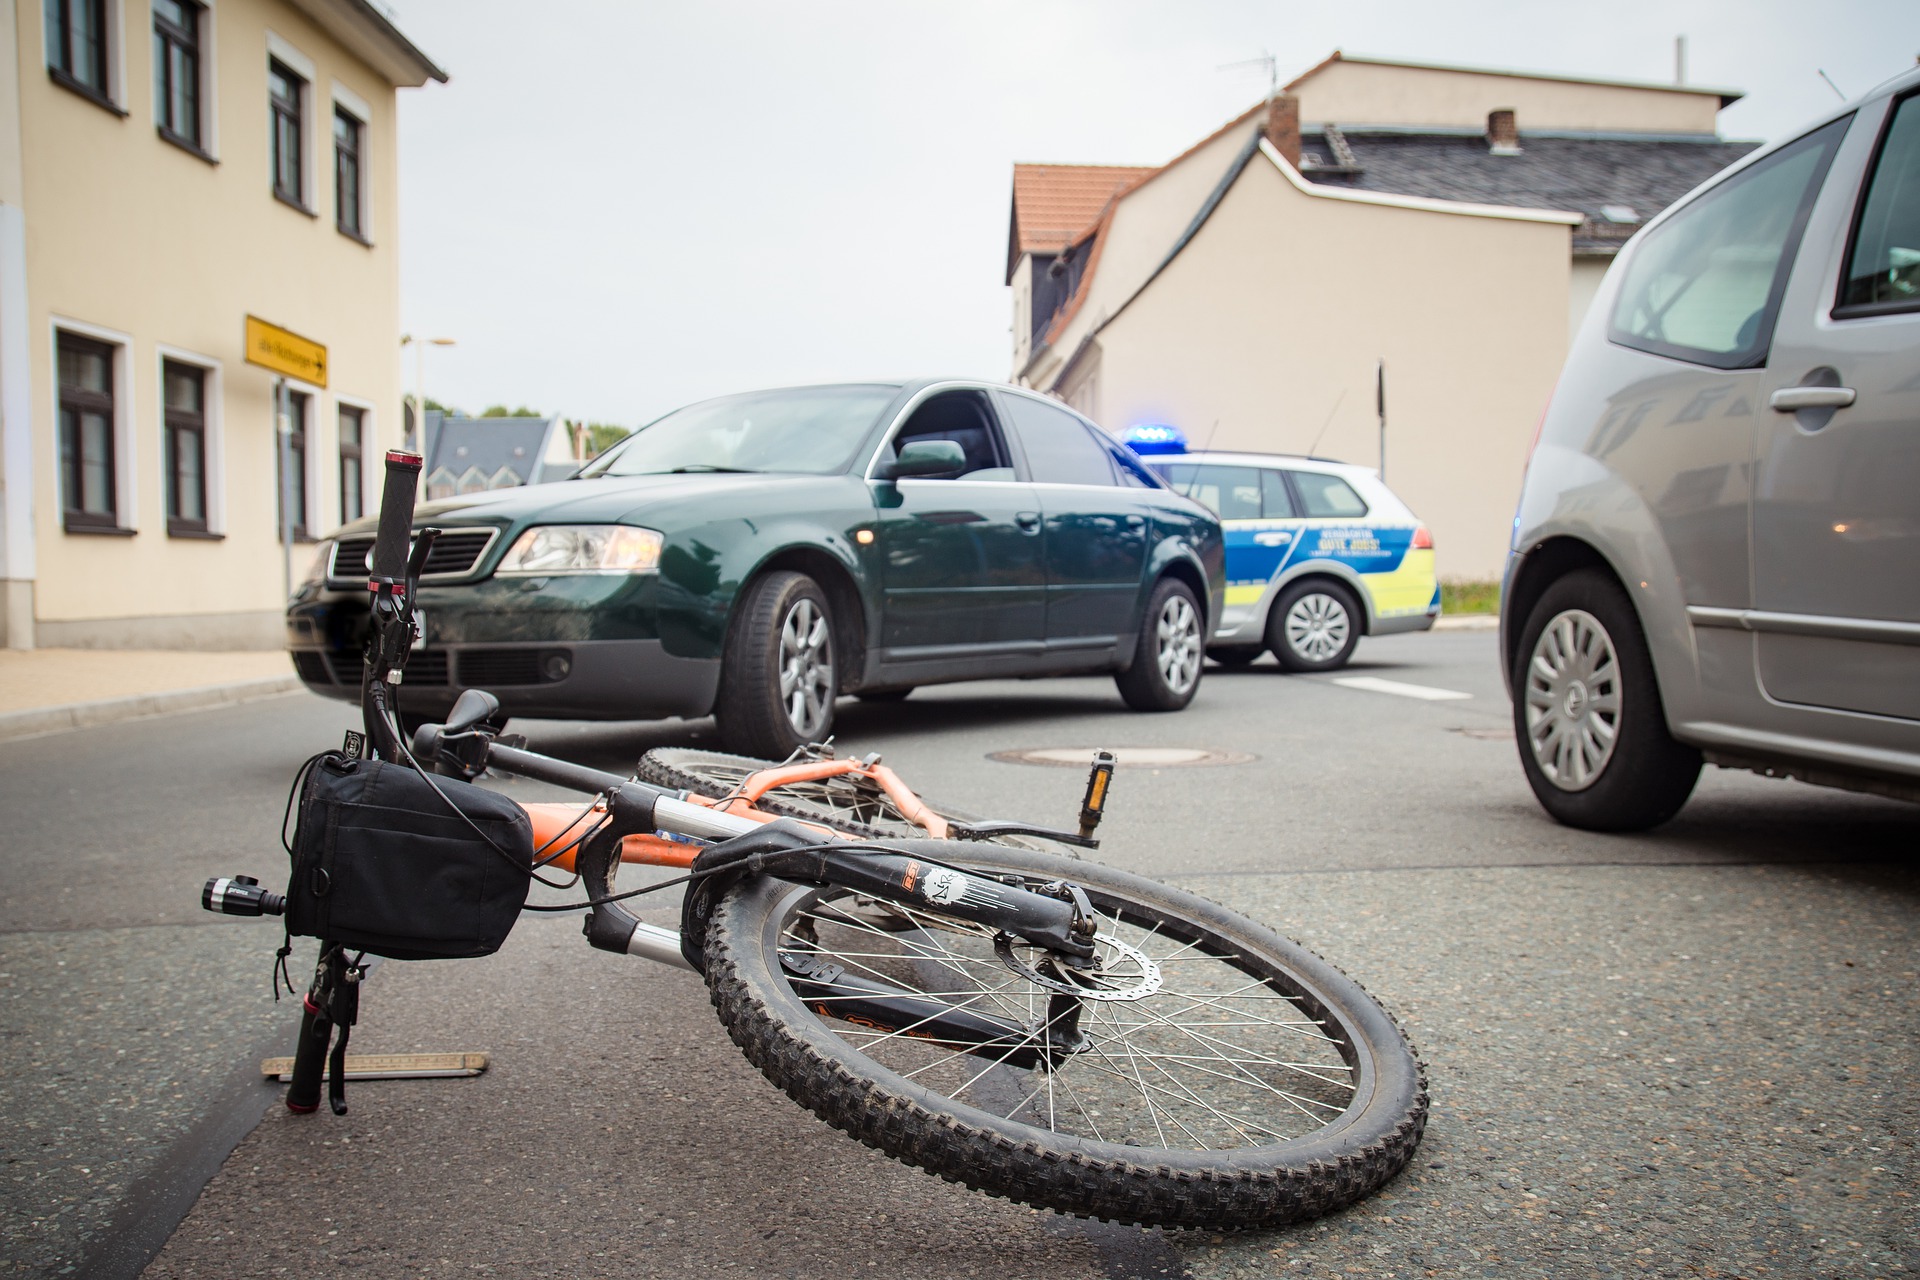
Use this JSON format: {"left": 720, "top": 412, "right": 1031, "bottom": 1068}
{"left": 300, "top": 540, "right": 334, "bottom": 587}
{"left": 496, "top": 525, "right": 664, "bottom": 575}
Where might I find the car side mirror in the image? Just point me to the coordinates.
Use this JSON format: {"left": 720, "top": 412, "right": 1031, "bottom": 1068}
{"left": 878, "top": 439, "right": 966, "bottom": 480}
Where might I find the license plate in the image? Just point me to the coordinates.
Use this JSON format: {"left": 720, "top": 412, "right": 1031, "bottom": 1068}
{"left": 412, "top": 609, "right": 427, "bottom": 650}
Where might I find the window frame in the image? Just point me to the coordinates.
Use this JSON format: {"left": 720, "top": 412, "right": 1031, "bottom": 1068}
{"left": 155, "top": 344, "right": 224, "bottom": 537}
{"left": 55, "top": 330, "right": 122, "bottom": 532}
{"left": 159, "top": 357, "right": 211, "bottom": 536}
{"left": 1833, "top": 90, "right": 1920, "bottom": 321}
{"left": 332, "top": 103, "right": 368, "bottom": 242}
{"left": 276, "top": 384, "right": 316, "bottom": 542}
{"left": 152, "top": 0, "right": 211, "bottom": 158}
{"left": 45, "top": 0, "right": 126, "bottom": 113}
{"left": 1606, "top": 117, "right": 1850, "bottom": 370}
{"left": 336, "top": 399, "right": 368, "bottom": 524}
{"left": 52, "top": 321, "right": 137, "bottom": 534}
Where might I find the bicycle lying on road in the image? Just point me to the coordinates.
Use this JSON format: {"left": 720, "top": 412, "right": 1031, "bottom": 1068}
{"left": 203, "top": 449, "right": 1427, "bottom": 1230}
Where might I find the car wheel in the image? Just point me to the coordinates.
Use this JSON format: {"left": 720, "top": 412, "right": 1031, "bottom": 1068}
{"left": 715, "top": 570, "right": 839, "bottom": 758}
{"left": 1512, "top": 568, "right": 1701, "bottom": 832}
{"left": 855, "top": 687, "right": 913, "bottom": 703}
{"left": 1268, "top": 580, "right": 1361, "bottom": 672}
{"left": 1206, "top": 646, "right": 1263, "bottom": 667}
{"left": 1115, "top": 577, "right": 1204, "bottom": 711}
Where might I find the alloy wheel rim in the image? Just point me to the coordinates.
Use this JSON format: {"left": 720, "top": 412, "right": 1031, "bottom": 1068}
{"left": 1285, "top": 593, "right": 1350, "bottom": 662}
{"left": 1156, "top": 595, "right": 1201, "bottom": 694}
{"left": 779, "top": 598, "right": 834, "bottom": 738}
{"left": 1523, "top": 608, "right": 1621, "bottom": 792}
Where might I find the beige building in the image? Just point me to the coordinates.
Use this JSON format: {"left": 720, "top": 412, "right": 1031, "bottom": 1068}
{"left": 1009, "top": 53, "right": 1754, "bottom": 579}
{"left": 0, "top": 0, "right": 442, "bottom": 649}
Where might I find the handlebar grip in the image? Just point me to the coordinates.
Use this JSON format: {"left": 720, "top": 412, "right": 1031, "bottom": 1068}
{"left": 370, "top": 451, "right": 424, "bottom": 586}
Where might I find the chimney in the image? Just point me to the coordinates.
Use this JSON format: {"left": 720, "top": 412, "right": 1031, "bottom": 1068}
{"left": 1486, "top": 108, "right": 1521, "bottom": 156}
{"left": 1265, "top": 94, "right": 1301, "bottom": 169}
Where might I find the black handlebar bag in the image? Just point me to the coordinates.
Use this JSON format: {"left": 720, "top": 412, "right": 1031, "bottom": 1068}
{"left": 286, "top": 753, "right": 534, "bottom": 961}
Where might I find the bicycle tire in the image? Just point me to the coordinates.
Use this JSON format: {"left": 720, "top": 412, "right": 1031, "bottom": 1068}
{"left": 703, "top": 839, "right": 1426, "bottom": 1229}
{"left": 638, "top": 748, "right": 1078, "bottom": 854}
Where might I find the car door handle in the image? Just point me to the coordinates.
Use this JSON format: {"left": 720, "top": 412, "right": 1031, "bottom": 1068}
{"left": 1769, "top": 386, "right": 1855, "bottom": 411}
{"left": 1015, "top": 512, "right": 1042, "bottom": 534}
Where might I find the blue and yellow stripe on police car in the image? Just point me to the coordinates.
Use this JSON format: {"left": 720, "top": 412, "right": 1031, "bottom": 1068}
{"left": 1221, "top": 521, "right": 1436, "bottom": 620}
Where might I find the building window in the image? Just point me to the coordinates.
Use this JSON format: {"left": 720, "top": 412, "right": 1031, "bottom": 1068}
{"left": 163, "top": 360, "right": 209, "bottom": 534}
{"left": 153, "top": 0, "right": 203, "bottom": 150}
{"left": 277, "top": 389, "right": 309, "bottom": 540}
{"left": 45, "top": 0, "right": 115, "bottom": 106}
{"left": 338, "top": 404, "right": 365, "bottom": 523}
{"left": 57, "top": 331, "right": 120, "bottom": 530}
{"left": 269, "top": 58, "right": 306, "bottom": 208}
{"left": 333, "top": 106, "right": 365, "bottom": 240}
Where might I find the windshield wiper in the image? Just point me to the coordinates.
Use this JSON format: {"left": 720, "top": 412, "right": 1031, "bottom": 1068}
{"left": 661, "top": 464, "right": 760, "bottom": 474}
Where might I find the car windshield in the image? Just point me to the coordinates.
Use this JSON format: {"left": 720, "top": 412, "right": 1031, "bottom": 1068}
{"left": 582, "top": 385, "right": 898, "bottom": 477}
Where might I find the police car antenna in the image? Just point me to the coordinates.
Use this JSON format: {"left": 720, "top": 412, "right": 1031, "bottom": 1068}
{"left": 1197, "top": 419, "right": 1221, "bottom": 453}
{"left": 1304, "top": 389, "right": 1347, "bottom": 458}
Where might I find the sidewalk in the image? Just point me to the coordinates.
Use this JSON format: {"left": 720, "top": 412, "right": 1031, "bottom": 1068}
{"left": 0, "top": 648, "right": 303, "bottom": 742}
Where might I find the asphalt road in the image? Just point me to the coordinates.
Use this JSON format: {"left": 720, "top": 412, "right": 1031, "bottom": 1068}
{"left": 2, "top": 632, "right": 1915, "bottom": 1279}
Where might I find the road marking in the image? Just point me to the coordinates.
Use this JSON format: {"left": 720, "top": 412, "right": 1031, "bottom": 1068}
{"left": 1333, "top": 676, "right": 1473, "bottom": 701}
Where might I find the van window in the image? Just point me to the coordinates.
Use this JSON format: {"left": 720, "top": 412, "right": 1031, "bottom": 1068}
{"left": 1609, "top": 117, "right": 1848, "bottom": 369}
{"left": 1838, "top": 93, "right": 1920, "bottom": 316}
{"left": 1290, "top": 471, "right": 1369, "bottom": 518}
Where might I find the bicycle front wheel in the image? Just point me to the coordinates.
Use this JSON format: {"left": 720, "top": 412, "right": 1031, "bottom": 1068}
{"left": 639, "top": 748, "right": 1077, "bottom": 854}
{"left": 703, "top": 840, "right": 1426, "bottom": 1229}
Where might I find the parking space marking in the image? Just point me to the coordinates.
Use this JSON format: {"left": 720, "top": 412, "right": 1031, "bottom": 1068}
{"left": 1333, "top": 675, "right": 1474, "bottom": 701}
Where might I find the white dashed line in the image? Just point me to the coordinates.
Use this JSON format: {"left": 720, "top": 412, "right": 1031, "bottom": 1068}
{"left": 1333, "top": 676, "right": 1474, "bottom": 701}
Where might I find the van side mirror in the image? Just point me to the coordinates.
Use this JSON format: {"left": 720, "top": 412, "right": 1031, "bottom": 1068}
{"left": 877, "top": 439, "right": 966, "bottom": 480}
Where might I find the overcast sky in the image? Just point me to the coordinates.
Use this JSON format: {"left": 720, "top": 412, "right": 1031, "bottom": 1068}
{"left": 388, "top": 0, "right": 1916, "bottom": 428}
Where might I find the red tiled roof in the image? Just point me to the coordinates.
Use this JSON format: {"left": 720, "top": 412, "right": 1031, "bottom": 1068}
{"left": 1011, "top": 164, "right": 1156, "bottom": 257}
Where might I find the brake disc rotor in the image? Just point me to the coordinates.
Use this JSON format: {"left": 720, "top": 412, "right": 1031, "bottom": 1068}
{"left": 992, "top": 932, "right": 1163, "bottom": 1001}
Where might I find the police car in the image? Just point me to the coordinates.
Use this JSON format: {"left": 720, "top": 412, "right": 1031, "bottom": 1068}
{"left": 1126, "top": 426, "right": 1439, "bottom": 672}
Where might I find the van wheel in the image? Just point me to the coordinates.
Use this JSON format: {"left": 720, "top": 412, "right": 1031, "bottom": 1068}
{"left": 1512, "top": 569, "right": 1701, "bottom": 832}
{"left": 715, "top": 571, "right": 838, "bottom": 758}
{"left": 1268, "top": 581, "right": 1361, "bottom": 672}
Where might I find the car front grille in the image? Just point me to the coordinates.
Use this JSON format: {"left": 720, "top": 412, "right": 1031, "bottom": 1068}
{"left": 328, "top": 528, "right": 500, "bottom": 585}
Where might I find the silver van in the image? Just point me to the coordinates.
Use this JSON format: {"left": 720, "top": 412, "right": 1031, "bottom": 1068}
{"left": 1502, "top": 65, "right": 1919, "bottom": 831}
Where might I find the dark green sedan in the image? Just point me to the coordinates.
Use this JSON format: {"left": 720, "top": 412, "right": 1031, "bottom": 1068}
{"left": 287, "top": 379, "right": 1225, "bottom": 756}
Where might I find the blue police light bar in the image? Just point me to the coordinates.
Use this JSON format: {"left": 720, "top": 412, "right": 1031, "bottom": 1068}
{"left": 1122, "top": 424, "right": 1187, "bottom": 455}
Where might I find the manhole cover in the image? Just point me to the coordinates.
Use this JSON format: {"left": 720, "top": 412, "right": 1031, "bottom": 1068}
{"left": 989, "top": 747, "right": 1254, "bottom": 768}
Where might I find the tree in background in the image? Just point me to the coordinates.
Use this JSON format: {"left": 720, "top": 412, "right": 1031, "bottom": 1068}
{"left": 478, "top": 404, "right": 543, "bottom": 418}
{"left": 576, "top": 422, "right": 631, "bottom": 457}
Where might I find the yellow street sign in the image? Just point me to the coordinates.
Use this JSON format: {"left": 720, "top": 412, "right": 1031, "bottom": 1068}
{"left": 244, "top": 315, "right": 328, "bottom": 386}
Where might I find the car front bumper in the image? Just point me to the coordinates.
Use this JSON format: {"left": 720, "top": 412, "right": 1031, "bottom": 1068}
{"left": 287, "top": 635, "right": 722, "bottom": 722}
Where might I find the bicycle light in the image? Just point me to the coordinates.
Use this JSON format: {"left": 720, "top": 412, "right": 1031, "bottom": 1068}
{"left": 203, "top": 875, "right": 287, "bottom": 917}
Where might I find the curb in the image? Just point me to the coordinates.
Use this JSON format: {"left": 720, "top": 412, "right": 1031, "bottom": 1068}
{"left": 1432, "top": 614, "right": 1498, "bottom": 631}
{"left": 0, "top": 675, "right": 305, "bottom": 743}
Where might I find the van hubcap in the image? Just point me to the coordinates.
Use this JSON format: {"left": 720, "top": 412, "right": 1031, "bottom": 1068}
{"left": 779, "top": 598, "right": 834, "bottom": 738}
{"left": 1525, "top": 609, "right": 1621, "bottom": 792}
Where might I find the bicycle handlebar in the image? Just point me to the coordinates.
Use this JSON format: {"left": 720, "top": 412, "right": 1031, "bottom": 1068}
{"left": 370, "top": 450, "right": 422, "bottom": 587}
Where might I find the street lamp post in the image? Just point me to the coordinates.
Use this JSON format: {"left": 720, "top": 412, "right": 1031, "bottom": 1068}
{"left": 400, "top": 334, "right": 456, "bottom": 453}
